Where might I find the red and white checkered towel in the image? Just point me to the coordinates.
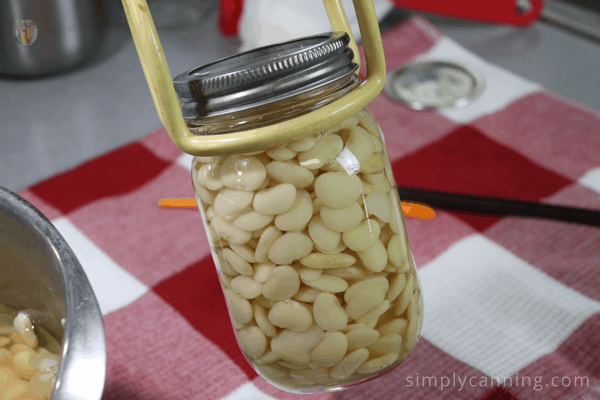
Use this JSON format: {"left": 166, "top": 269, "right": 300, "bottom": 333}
{"left": 18, "top": 16, "right": 600, "bottom": 400}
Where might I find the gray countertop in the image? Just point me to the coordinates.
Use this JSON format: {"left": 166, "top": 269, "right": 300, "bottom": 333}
{"left": 1, "top": 5, "right": 599, "bottom": 193}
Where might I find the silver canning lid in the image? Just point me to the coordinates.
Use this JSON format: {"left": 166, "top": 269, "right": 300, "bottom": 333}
{"left": 384, "top": 60, "right": 484, "bottom": 110}
{"left": 173, "top": 32, "right": 358, "bottom": 120}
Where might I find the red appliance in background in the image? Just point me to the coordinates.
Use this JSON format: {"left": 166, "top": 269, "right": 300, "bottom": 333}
{"left": 391, "top": 0, "right": 543, "bottom": 26}
{"left": 219, "top": 0, "right": 242, "bottom": 35}
{"left": 218, "top": 0, "right": 544, "bottom": 36}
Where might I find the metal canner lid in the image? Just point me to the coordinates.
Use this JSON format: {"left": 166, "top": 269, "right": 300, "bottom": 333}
{"left": 384, "top": 60, "right": 484, "bottom": 110}
{"left": 173, "top": 32, "right": 358, "bottom": 120}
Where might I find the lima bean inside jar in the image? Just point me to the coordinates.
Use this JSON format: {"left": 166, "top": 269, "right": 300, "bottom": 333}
{"left": 174, "top": 32, "right": 423, "bottom": 393}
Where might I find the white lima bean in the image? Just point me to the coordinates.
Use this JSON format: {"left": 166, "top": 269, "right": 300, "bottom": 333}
{"left": 308, "top": 214, "right": 341, "bottom": 251}
{"left": 299, "top": 253, "right": 355, "bottom": 269}
{"left": 266, "top": 161, "right": 314, "bottom": 188}
{"left": 254, "top": 226, "right": 282, "bottom": 264}
{"left": 253, "top": 183, "right": 297, "bottom": 216}
{"left": 303, "top": 275, "right": 349, "bottom": 293}
{"left": 238, "top": 326, "right": 267, "bottom": 359}
{"left": 368, "top": 333, "right": 403, "bottom": 356}
{"left": 378, "top": 318, "right": 408, "bottom": 338}
{"left": 358, "top": 239, "right": 388, "bottom": 273}
{"left": 314, "top": 172, "right": 362, "bottom": 208}
{"left": 253, "top": 262, "right": 276, "bottom": 283}
{"left": 213, "top": 188, "right": 254, "bottom": 218}
{"left": 192, "top": 110, "right": 421, "bottom": 390}
{"left": 274, "top": 189, "right": 313, "bottom": 231}
{"left": 329, "top": 348, "right": 369, "bottom": 380}
{"left": 293, "top": 287, "right": 321, "bottom": 303}
{"left": 268, "top": 300, "right": 313, "bottom": 332}
{"left": 346, "top": 287, "right": 386, "bottom": 320}
{"left": 211, "top": 215, "right": 252, "bottom": 245}
{"left": 270, "top": 325, "right": 324, "bottom": 364}
{"left": 313, "top": 293, "right": 348, "bottom": 332}
{"left": 229, "top": 243, "right": 256, "bottom": 263}
{"left": 310, "top": 332, "right": 348, "bottom": 367}
{"left": 253, "top": 303, "right": 277, "bottom": 337}
{"left": 320, "top": 202, "right": 363, "bottom": 233}
{"left": 268, "top": 232, "right": 313, "bottom": 265}
{"left": 223, "top": 248, "right": 253, "bottom": 276}
{"left": 356, "top": 353, "right": 399, "bottom": 374}
{"left": 262, "top": 265, "right": 301, "bottom": 301}
{"left": 0, "top": 310, "right": 61, "bottom": 400}
{"left": 357, "top": 299, "right": 390, "bottom": 324}
{"left": 220, "top": 155, "right": 267, "bottom": 191}
{"left": 232, "top": 209, "right": 274, "bottom": 232}
{"left": 231, "top": 276, "right": 263, "bottom": 299}
{"left": 315, "top": 241, "right": 347, "bottom": 255}
{"left": 266, "top": 146, "right": 297, "bottom": 161}
{"left": 345, "top": 327, "right": 380, "bottom": 351}
{"left": 342, "top": 219, "right": 381, "bottom": 252}
{"left": 297, "top": 134, "right": 343, "bottom": 170}
{"left": 196, "top": 163, "right": 223, "bottom": 191}
{"left": 297, "top": 267, "right": 321, "bottom": 281}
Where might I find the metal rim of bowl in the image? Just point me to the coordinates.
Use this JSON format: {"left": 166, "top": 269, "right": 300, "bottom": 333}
{"left": 0, "top": 186, "right": 106, "bottom": 400}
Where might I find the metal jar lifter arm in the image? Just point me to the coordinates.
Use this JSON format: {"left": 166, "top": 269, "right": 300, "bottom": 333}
{"left": 121, "top": 0, "right": 386, "bottom": 156}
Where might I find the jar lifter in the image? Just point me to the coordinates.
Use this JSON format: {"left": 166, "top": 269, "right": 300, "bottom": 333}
{"left": 121, "top": 0, "right": 386, "bottom": 156}
{"left": 123, "top": 1, "right": 600, "bottom": 227}
{"left": 123, "top": 0, "right": 440, "bottom": 221}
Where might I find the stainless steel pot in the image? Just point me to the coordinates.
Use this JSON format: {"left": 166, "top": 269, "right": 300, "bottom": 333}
{"left": 0, "top": 186, "right": 106, "bottom": 400}
{"left": 0, "top": 0, "right": 106, "bottom": 77}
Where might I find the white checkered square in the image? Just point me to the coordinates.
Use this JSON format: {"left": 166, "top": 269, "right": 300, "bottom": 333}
{"left": 52, "top": 217, "right": 149, "bottom": 315}
{"left": 418, "top": 38, "right": 541, "bottom": 123}
{"left": 578, "top": 167, "right": 600, "bottom": 195}
{"left": 221, "top": 382, "right": 278, "bottom": 400}
{"left": 419, "top": 234, "right": 600, "bottom": 378}
{"left": 176, "top": 153, "right": 194, "bottom": 170}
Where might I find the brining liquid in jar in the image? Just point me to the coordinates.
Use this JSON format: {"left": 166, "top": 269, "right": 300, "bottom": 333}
{"left": 174, "top": 32, "right": 423, "bottom": 393}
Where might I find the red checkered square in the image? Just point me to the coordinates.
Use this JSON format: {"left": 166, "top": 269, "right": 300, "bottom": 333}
{"left": 102, "top": 291, "right": 248, "bottom": 400}
{"left": 29, "top": 143, "right": 171, "bottom": 215}
{"left": 153, "top": 256, "right": 257, "bottom": 381}
{"left": 484, "top": 217, "right": 600, "bottom": 303}
{"left": 543, "top": 182, "right": 600, "bottom": 211}
{"left": 368, "top": 95, "right": 458, "bottom": 162}
{"left": 378, "top": 16, "right": 441, "bottom": 72}
{"left": 404, "top": 210, "right": 476, "bottom": 268}
{"left": 480, "top": 387, "right": 519, "bottom": 400}
{"left": 473, "top": 91, "right": 600, "bottom": 181}
{"left": 445, "top": 212, "right": 504, "bottom": 233}
{"left": 360, "top": 17, "right": 456, "bottom": 162}
{"left": 17, "top": 189, "right": 63, "bottom": 221}
{"left": 392, "top": 125, "right": 573, "bottom": 231}
{"left": 510, "top": 312, "right": 600, "bottom": 400}
{"left": 332, "top": 339, "right": 495, "bottom": 400}
{"left": 67, "top": 164, "right": 207, "bottom": 287}
{"left": 139, "top": 127, "right": 186, "bottom": 163}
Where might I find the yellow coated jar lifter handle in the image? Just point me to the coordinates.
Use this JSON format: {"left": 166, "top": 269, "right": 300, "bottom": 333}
{"left": 122, "top": 0, "right": 386, "bottom": 156}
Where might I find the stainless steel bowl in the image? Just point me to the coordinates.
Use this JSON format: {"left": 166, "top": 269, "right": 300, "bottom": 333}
{"left": 0, "top": 186, "right": 106, "bottom": 400}
{"left": 0, "top": 0, "right": 106, "bottom": 77}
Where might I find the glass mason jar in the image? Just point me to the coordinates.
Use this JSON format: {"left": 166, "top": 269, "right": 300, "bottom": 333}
{"left": 174, "top": 32, "right": 423, "bottom": 393}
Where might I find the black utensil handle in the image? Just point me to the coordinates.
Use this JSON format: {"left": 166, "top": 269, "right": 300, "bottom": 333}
{"left": 397, "top": 187, "right": 600, "bottom": 228}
